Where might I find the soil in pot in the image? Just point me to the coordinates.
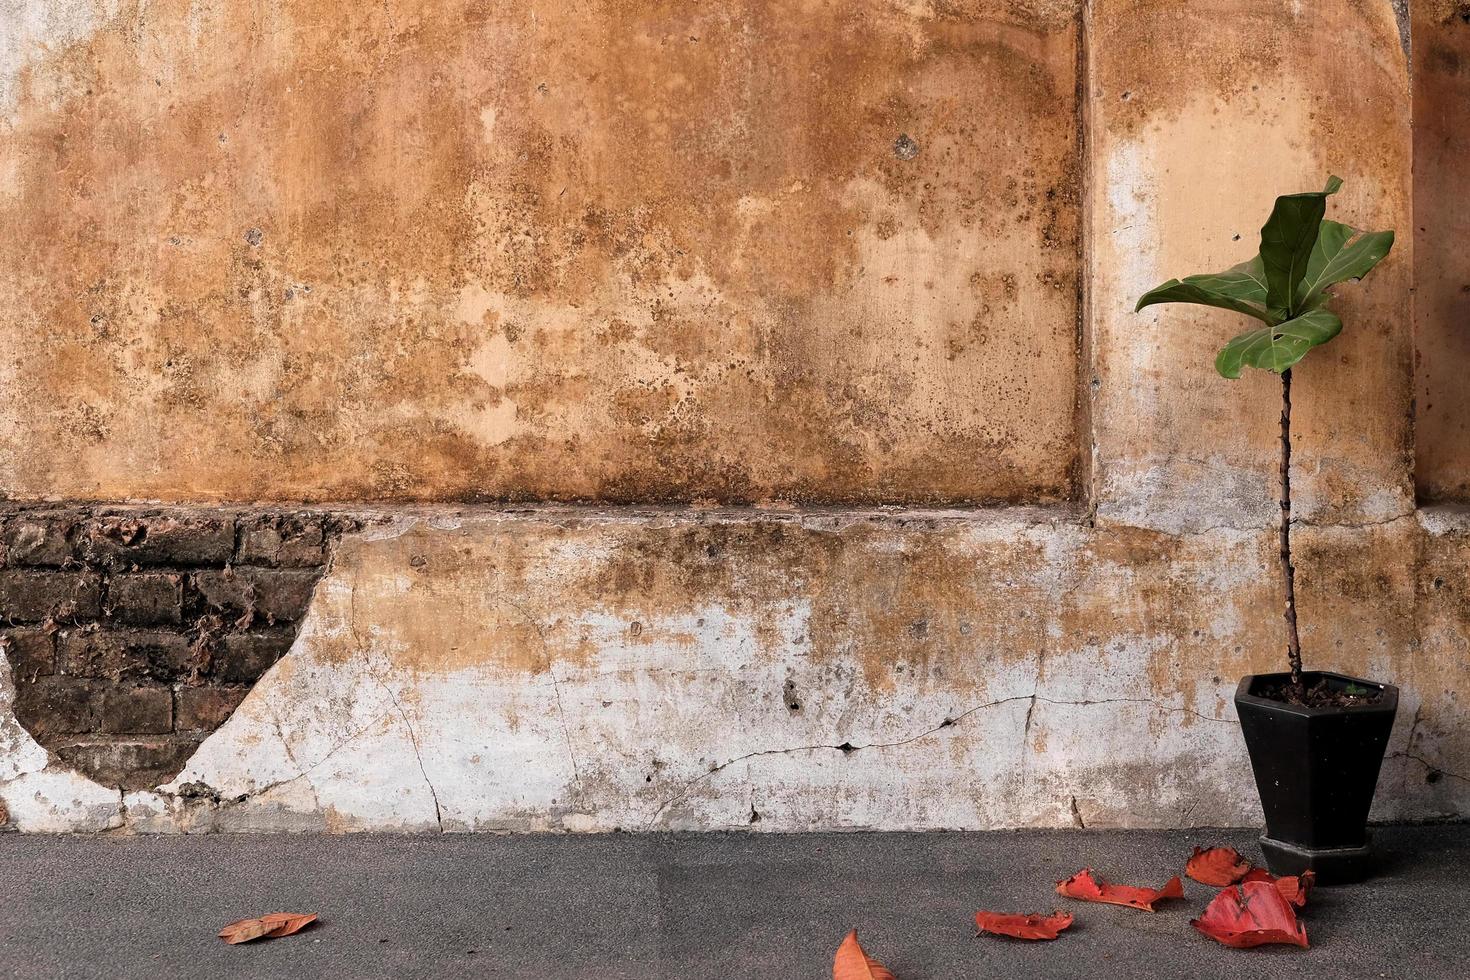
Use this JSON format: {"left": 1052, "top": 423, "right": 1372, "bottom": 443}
{"left": 1254, "top": 676, "right": 1389, "bottom": 709}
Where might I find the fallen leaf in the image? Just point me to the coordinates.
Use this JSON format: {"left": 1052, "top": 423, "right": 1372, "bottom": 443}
{"left": 1240, "top": 868, "right": 1315, "bottom": 908}
{"left": 1057, "top": 869, "right": 1185, "bottom": 911}
{"left": 1191, "top": 881, "right": 1308, "bottom": 949}
{"left": 219, "top": 912, "right": 320, "bottom": 945}
{"left": 833, "top": 930, "right": 896, "bottom": 980}
{"left": 975, "top": 910, "right": 1074, "bottom": 940}
{"left": 1186, "top": 846, "right": 1253, "bottom": 886}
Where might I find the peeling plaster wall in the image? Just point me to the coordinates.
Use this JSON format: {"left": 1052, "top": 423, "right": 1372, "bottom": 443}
{"left": 2, "top": 1, "right": 1468, "bottom": 834}
{"left": 0, "top": 0, "right": 1082, "bottom": 505}
{"left": 1415, "top": 0, "right": 1470, "bottom": 500}
{"left": 4, "top": 507, "right": 1466, "bottom": 833}
{"left": 1088, "top": 0, "right": 1414, "bottom": 533}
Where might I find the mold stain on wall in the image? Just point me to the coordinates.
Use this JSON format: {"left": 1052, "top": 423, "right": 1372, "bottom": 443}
{"left": 0, "top": 0, "right": 1083, "bottom": 506}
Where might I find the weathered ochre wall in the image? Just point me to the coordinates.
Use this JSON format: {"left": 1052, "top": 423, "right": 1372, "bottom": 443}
{"left": 1415, "top": 1, "right": 1470, "bottom": 501}
{"left": 3, "top": 1, "right": 1467, "bottom": 834}
{"left": 0, "top": 0, "right": 1081, "bottom": 505}
{"left": 1091, "top": 0, "right": 1413, "bottom": 533}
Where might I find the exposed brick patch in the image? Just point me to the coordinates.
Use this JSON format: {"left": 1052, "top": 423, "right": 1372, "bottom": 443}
{"left": 238, "top": 515, "right": 327, "bottom": 567}
{"left": 55, "top": 737, "right": 205, "bottom": 791}
{"left": 193, "top": 568, "right": 320, "bottom": 624}
{"left": 0, "top": 628, "right": 54, "bottom": 682}
{"left": 83, "top": 514, "right": 235, "bottom": 567}
{"left": 216, "top": 630, "right": 298, "bottom": 684}
{"left": 106, "top": 573, "right": 184, "bottom": 625}
{"left": 1, "top": 507, "right": 354, "bottom": 791}
{"left": 12, "top": 677, "right": 101, "bottom": 736}
{"left": 97, "top": 686, "right": 174, "bottom": 735}
{"left": 0, "top": 570, "right": 102, "bottom": 621}
{"left": 175, "top": 686, "right": 250, "bottom": 732}
{"left": 56, "top": 628, "right": 195, "bottom": 681}
{"left": 1, "top": 517, "right": 76, "bottom": 566}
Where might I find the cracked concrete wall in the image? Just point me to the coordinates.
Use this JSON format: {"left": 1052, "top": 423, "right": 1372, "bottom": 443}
{"left": 3, "top": 507, "right": 1465, "bottom": 833}
{"left": 2, "top": 0, "right": 1468, "bottom": 833}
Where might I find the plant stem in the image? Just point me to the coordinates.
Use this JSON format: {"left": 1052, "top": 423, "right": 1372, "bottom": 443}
{"left": 1279, "top": 368, "right": 1303, "bottom": 690}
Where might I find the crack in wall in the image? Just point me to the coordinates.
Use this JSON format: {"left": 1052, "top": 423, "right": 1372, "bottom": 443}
{"left": 1390, "top": 750, "right": 1470, "bottom": 786}
{"left": 646, "top": 692, "right": 1232, "bottom": 828}
{"left": 364, "top": 652, "right": 444, "bottom": 833}
{"left": 500, "top": 595, "right": 581, "bottom": 788}
{"left": 384, "top": 687, "right": 445, "bottom": 833}
{"left": 266, "top": 704, "right": 323, "bottom": 814}
{"left": 157, "top": 709, "right": 398, "bottom": 813}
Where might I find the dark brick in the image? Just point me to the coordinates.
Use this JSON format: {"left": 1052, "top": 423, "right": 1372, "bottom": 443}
{"left": 106, "top": 573, "right": 183, "bottom": 625}
{"left": 1, "top": 515, "right": 76, "bottom": 566}
{"left": 194, "top": 568, "right": 319, "bottom": 623}
{"left": 56, "top": 628, "right": 195, "bottom": 681}
{"left": 175, "top": 685, "right": 249, "bottom": 731}
{"left": 215, "top": 630, "right": 294, "bottom": 683}
{"left": 11, "top": 677, "right": 100, "bottom": 735}
{"left": 54, "top": 736, "right": 200, "bottom": 790}
{"left": 97, "top": 685, "right": 173, "bottom": 734}
{"left": 1, "top": 628, "right": 54, "bottom": 680}
{"left": 83, "top": 514, "right": 235, "bottom": 567}
{"left": 238, "top": 516, "right": 326, "bottom": 567}
{"left": 0, "top": 570, "right": 102, "bottom": 621}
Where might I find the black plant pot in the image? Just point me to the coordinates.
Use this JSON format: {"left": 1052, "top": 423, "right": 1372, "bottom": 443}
{"left": 1235, "top": 671, "right": 1398, "bottom": 885}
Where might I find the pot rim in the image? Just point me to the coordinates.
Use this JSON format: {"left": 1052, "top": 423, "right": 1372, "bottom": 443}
{"left": 1234, "top": 670, "right": 1399, "bottom": 718}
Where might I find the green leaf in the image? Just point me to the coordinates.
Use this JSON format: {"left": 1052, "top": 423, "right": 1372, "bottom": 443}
{"left": 1258, "top": 175, "right": 1342, "bottom": 317}
{"left": 1214, "top": 308, "right": 1342, "bottom": 379}
{"left": 1134, "top": 256, "right": 1273, "bottom": 323}
{"left": 1293, "top": 219, "right": 1395, "bottom": 309}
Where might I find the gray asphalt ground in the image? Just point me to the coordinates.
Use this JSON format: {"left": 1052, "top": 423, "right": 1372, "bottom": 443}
{"left": 1, "top": 825, "right": 1465, "bottom": 979}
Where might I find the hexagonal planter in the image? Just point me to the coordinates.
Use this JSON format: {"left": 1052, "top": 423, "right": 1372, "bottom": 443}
{"left": 1236, "top": 671, "right": 1398, "bottom": 885}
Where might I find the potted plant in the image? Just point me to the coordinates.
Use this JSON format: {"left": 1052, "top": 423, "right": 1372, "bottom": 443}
{"left": 1136, "top": 176, "right": 1398, "bottom": 884}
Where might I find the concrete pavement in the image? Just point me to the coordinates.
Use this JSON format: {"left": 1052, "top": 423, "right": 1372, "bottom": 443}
{"left": 1, "top": 826, "right": 1465, "bottom": 978}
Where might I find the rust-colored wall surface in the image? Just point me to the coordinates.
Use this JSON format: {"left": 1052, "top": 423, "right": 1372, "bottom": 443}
{"left": 1415, "top": 1, "right": 1470, "bottom": 502}
{"left": 1089, "top": 0, "right": 1413, "bottom": 532}
{"left": 4, "top": 2, "right": 1468, "bottom": 836}
{"left": 0, "top": 0, "right": 1082, "bottom": 505}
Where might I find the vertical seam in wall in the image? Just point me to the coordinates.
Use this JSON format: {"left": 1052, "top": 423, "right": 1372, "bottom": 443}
{"left": 1406, "top": 0, "right": 1421, "bottom": 506}
{"left": 1075, "top": 0, "right": 1099, "bottom": 523}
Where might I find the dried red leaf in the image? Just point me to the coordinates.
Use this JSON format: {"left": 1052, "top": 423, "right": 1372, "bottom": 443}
{"left": 1057, "top": 868, "right": 1185, "bottom": 911}
{"left": 218, "top": 912, "right": 319, "bottom": 945}
{"left": 1186, "top": 846, "right": 1252, "bottom": 886}
{"left": 833, "top": 930, "right": 896, "bottom": 980}
{"left": 1191, "top": 881, "right": 1308, "bottom": 949}
{"left": 1240, "top": 867, "right": 1315, "bottom": 908}
{"left": 975, "top": 910, "right": 1074, "bottom": 941}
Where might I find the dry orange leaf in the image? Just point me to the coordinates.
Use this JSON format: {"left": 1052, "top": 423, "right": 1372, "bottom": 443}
{"left": 1191, "top": 881, "right": 1308, "bottom": 949}
{"left": 975, "top": 910, "right": 1074, "bottom": 940}
{"left": 833, "top": 929, "right": 896, "bottom": 980}
{"left": 1185, "top": 846, "right": 1253, "bottom": 887}
{"left": 1240, "top": 867, "right": 1316, "bottom": 908}
{"left": 219, "top": 912, "right": 319, "bottom": 945}
{"left": 1057, "top": 868, "right": 1184, "bottom": 911}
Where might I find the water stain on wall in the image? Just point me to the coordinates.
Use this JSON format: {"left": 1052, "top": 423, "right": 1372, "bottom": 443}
{"left": 0, "top": 0, "right": 1083, "bottom": 506}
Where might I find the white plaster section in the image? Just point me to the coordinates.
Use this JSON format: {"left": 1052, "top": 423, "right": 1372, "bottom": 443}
{"left": 0, "top": 509, "right": 1270, "bottom": 833}
{"left": 0, "top": 0, "right": 110, "bottom": 119}
{"left": 2, "top": 507, "right": 1464, "bottom": 833}
{"left": 1097, "top": 451, "right": 1277, "bottom": 536}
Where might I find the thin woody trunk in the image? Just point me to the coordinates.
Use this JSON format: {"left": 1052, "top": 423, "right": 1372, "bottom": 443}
{"left": 1280, "top": 368, "right": 1304, "bottom": 689}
